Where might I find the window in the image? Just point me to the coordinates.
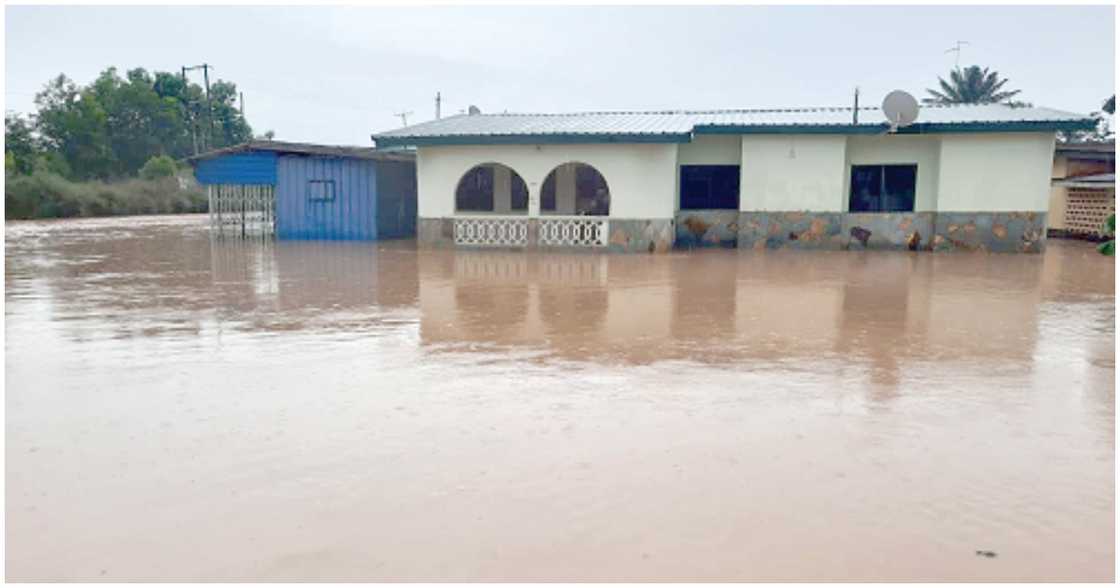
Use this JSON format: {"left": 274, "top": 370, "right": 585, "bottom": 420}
{"left": 679, "top": 165, "right": 740, "bottom": 210}
{"left": 849, "top": 164, "right": 917, "bottom": 212}
{"left": 455, "top": 164, "right": 529, "bottom": 213}
{"left": 307, "top": 180, "right": 336, "bottom": 202}
{"left": 540, "top": 162, "right": 611, "bottom": 216}
{"left": 456, "top": 166, "right": 495, "bottom": 211}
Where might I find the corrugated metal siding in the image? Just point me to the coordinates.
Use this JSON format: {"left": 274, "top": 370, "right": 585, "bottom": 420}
{"left": 194, "top": 152, "right": 278, "bottom": 185}
{"left": 275, "top": 155, "right": 378, "bottom": 241}
{"left": 375, "top": 160, "right": 418, "bottom": 239}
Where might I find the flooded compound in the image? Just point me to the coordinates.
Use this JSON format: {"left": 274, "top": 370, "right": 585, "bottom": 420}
{"left": 5, "top": 215, "right": 1115, "bottom": 581}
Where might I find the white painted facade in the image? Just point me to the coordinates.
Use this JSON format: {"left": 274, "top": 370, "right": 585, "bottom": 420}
{"left": 935, "top": 133, "right": 1055, "bottom": 212}
{"left": 415, "top": 132, "right": 1057, "bottom": 218}
{"left": 740, "top": 135, "right": 848, "bottom": 212}
{"left": 416, "top": 143, "right": 678, "bottom": 219}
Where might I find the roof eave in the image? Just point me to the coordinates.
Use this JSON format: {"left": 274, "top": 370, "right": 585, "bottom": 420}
{"left": 372, "top": 132, "right": 692, "bottom": 148}
{"left": 372, "top": 119, "right": 1097, "bottom": 148}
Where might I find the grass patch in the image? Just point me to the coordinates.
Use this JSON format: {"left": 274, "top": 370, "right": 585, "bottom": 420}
{"left": 5, "top": 172, "right": 207, "bottom": 219}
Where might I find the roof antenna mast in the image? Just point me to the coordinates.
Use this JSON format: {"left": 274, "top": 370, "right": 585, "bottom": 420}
{"left": 853, "top": 87, "right": 860, "bottom": 125}
{"left": 945, "top": 40, "right": 970, "bottom": 69}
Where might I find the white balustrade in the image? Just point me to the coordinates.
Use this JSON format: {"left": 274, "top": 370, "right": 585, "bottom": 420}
{"left": 453, "top": 216, "right": 529, "bottom": 247}
{"left": 538, "top": 216, "right": 609, "bottom": 247}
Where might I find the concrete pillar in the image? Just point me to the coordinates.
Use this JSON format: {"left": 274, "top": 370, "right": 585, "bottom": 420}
{"left": 493, "top": 165, "right": 512, "bottom": 214}
{"left": 557, "top": 163, "right": 576, "bottom": 215}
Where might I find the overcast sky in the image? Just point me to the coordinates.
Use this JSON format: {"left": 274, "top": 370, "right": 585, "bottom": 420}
{"left": 5, "top": 5, "right": 1115, "bottom": 146}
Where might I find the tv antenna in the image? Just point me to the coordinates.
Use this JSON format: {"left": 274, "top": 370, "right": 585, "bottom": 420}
{"left": 882, "top": 90, "right": 920, "bottom": 133}
{"left": 945, "top": 40, "right": 969, "bottom": 68}
{"left": 394, "top": 110, "right": 414, "bottom": 126}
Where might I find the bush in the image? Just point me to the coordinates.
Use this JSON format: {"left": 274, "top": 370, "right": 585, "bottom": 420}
{"left": 5, "top": 171, "right": 206, "bottom": 220}
{"left": 139, "top": 155, "right": 177, "bottom": 180}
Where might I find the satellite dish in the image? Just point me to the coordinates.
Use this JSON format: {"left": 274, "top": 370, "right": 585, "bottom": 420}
{"left": 882, "top": 90, "right": 919, "bottom": 131}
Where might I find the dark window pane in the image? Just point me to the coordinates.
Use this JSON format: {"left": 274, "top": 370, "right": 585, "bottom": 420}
{"left": 540, "top": 173, "right": 556, "bottom": 211}
{"left": 511, "top": 174, "right": 529, "bottom": 211}
{"left": 882, "top": 165, "right": 916, "bottom": 212}
{"left": 456, "top": 166, "right": 495, "bottom": 211}
{"left": 849, "top": 165, "right": 882, "bottom": 212}
{"left": 849, "top": 164, "right": 915, "bottom": 212}
{"left": 680, "top": 165, "right": 740, "bottom": 210}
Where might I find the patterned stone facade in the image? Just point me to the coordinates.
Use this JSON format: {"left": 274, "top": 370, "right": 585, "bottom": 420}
{"left": 737, "top": 211, "right": 1047, "bottom": 253}
{"left": 674, "top": 210, "right": 740, "bottom": 248}
{"left": 421, "top": 212, "right": 1048, "bottom": 254}
{"left": 931, "top": 211, "right": 1047, "bottom": 253}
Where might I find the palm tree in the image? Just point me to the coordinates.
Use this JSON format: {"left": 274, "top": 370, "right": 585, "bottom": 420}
{"left": 924, "top": 65, "right": 1022, "bottom": 105}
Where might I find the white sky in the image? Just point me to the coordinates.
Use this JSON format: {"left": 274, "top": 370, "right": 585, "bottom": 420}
{"left": 5, "top": 5, "right": 1116, "bottom": 146}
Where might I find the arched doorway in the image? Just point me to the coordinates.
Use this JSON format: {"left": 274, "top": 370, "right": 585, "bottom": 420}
{"left": 455, "top": 163, "right": 529, "bottom": 214}
{"left": 540, "top": 162, "right": 610, "bottom": 216}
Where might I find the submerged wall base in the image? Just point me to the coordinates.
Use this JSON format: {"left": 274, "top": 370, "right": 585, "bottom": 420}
{"left": 420, "top": 213, "right": 1047, "bottom": 254}
{"left": 675, "top": 210, "right": 740, "bottom": 248}
{"left": 737, "top": 211, "right": 1047, "bottom": 253}
{"left": 417, "top": 217, "right": 674, "bottom": 253}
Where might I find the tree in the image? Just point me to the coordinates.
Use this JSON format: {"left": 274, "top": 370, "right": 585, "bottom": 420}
{"left": 34, "top": 74, "right": 114, "bottom": 179}
{"left": 21, "top": 66, "right": 254, "bottom": 179}
{"left": 139, "top": 154, "right": 177, "bottom": 180}
{"left": 5, "top": 112, "right": 39, "bottom": 175}
{"left": 924, "top": 65, "right": 1022, "bottom": 105}
{"left": 207, "top": 80, "right": 253, "bottom": 148}
{"left": 1057, "top": 95, "right": 1115, "bottom": 143}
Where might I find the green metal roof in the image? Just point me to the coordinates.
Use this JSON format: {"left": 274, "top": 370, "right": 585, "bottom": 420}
{"left": 372, "top": 103, "right": 1096, "bottom": 147}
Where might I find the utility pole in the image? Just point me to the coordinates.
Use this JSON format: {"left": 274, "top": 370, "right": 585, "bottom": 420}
{"left": 202, "top": 63, "right": 213, "bottom": 151}
{"left": 182, "top": 66, "right": 198, "bottom": 156}
{"left": 435, "top": 91, "right": 441, "bottom": 120}
{"left": 240, "top": 91, "right": 245, "bottom": 117}
{"left": 182, "top": 63, "right": 214, "bottom": 151}
{"left": 945, "top": 40, "right": 969, "bottom": 69}
{"left": 394, "top": 110, "right": 413, "bottom": 126}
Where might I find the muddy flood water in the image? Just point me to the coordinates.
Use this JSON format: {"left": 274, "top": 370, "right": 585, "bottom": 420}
{"left": 5, "top": 214, "right": 1115, "bottom": 581}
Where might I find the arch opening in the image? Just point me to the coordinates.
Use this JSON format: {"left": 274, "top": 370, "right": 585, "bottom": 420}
{"left": 540, "top": 162, "right": 610, "bottom": 216}
{"left": 455, "top": 163, "right": 529, "bottom": 215}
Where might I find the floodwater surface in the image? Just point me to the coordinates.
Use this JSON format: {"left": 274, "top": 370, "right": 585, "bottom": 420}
{"left": 5, "top": 215, "right": 1115, "bottom": 581}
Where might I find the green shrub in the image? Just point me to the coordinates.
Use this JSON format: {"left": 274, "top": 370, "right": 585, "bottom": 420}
{"left": 1098, "top": 214, "right": 1115, "bottom": 256}
{"left": 139, "top": 155, "right": 177, "bottom": 180}
{"left": 5, "top": 171, "right": 207, "bottom": 220}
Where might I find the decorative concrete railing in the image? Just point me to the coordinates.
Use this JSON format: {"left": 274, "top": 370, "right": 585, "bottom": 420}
{"left": 453, "top": 216, "right": 529, "bottom": 247}
{"left": 539, "top": 216, "right": 609, "bottom": 247}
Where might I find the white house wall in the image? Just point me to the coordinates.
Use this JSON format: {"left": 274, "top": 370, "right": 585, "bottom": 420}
{"left": 845, "top": 135, "right": 941, "bottom": 211}
{"left": 416, "top": 131, "right": 1058, "bottom": 253}
{"left": 936, "top": 133, "right": 1055, "bottom": 212}
{"left": 678, "top": 135, "right": 742, "bottom": 165}
{"left": 416, "top": 143, "right": 678, "bottom": 219}
{"left": 740, "top": 135, "right": 848, "bottom": 211}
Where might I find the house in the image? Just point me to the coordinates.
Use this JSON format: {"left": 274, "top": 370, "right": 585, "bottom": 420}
{"left": 1048, "top": 141, "right": 1115, "bottom": 239}
{"left": 190, "top": 141, "right": 417, "bottom": 241}
{"left": 372, "top": 102, "right": 1094, "bottom": 253}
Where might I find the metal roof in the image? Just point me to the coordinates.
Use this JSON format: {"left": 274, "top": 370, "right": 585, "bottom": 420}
{"left": 1056, "top": 141, "right": 1115, "bottom": 161}
{"left": 187, "top": 140, "right": 414, "bottom": 163}
{"left": 1054, "top": 173, "right": 1115, "bottom": 188}
{"left": 372, "top": 103, "right": 1095, "bottom": 147}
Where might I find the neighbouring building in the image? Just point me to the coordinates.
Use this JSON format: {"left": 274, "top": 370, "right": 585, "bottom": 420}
{"left": 190, "top": 141, "right": 417, "bottom": 241}
{"left": 372, "top": 103, "right": 1094, "bottom": 253}
{"left": 1048, "top": 141, "right": 1115, "bottom": 239}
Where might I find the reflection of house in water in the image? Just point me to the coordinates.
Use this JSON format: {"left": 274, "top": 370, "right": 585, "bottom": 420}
{"left": 209, "top": 238, "right": 419, "bottom": 333}
{"left": 418, "top": 247, "right": 1046, "bottom": 372}
{"left": 418, "top": 251, "right": 675, "bottom": 361}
